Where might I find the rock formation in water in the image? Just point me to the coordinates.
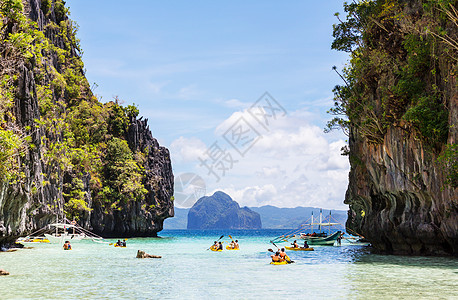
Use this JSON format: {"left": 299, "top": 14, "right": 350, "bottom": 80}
{"left": 187, "top": 191, "right": 262, "bottom": 230}
{"left": 330, "top": 0, "right": 457, "bottom": 255}
{"left": 0, "top": 269, "right": 9, "bottom": 276}
{"left": 0, "top": 0, "right": 174, "bottom": 246}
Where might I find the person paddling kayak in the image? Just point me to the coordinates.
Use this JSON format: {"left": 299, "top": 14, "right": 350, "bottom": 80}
{"left": 217, "top": 241, "right": 223, "bottom": 250}
{"left": 271, "top": 251, "right": 284, "bottom": 263}
{"left": 279, "top": 248, "right": 287, "bottom": 259}
{"left": 209, "top": 241, "right": 218, "bottom": 250}
{"left": 234, "top": 240, "right": 239, "bottom": 249}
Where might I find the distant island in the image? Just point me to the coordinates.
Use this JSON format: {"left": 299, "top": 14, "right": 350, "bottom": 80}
{"left": 186, "top": 191, "right": 262, "bottom": 230}
{"left": 164, "top": 204, "right": 347, "bottom": 230}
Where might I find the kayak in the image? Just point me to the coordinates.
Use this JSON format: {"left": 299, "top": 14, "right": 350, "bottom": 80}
{"left": 285, "top": 246, "right": 314, "bottom": 251}
{"left": 34, "top": 239, "right": 50, "bottom": 243}
{"left": 210, "top": 247, "right": 223, "bottom": 252}
{"left": 270, "top": 259, "right": 294, "bottom": 265}
{"left": 226, "top": 246, "right": 239, "bottom": 250}
{"left": 270, "top": 261, "right": 289, "bottom": 265}
{"left": 114, "top": 245, "right": 126, "bottom": 248}
{"left": 270, "top": 254, "right": 294, "bottom": 265}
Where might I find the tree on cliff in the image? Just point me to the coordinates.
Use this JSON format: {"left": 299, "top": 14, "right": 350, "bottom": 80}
{"left": 328, "top": 0, "right": 457, "bottom": 188}
{"left": 326, "top": 0, "right": 457, "bottom": 255}
{"left": 0, "top": 0, "right": 173, "bottom": 238}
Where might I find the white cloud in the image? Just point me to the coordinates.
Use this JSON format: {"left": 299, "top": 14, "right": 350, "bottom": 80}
{"left": 170, "top": 107, "right": 350, "bottom": 209}
{"left": 146, "top": 80, "right": 170, "bottom": 94}
{"left": 169, "top": 136, "right": 207, "bottom": 163}
{"left": 221, "top": 98, "right": 250, "bottom": 109}
{"left": 177, "top": 84, "right": 202, "bottom": 100}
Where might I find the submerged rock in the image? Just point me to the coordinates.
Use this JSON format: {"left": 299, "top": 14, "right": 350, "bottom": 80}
{"left": 187, "top": 191, "right": 262, "bottom": 230}
{"left": 136, "top": 250, "right": 161, "bottom": 258}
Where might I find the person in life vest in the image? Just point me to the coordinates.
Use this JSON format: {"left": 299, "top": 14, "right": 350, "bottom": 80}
{"left": 210, "top": 241, "right": 218, "bottom": 250}
{"left": 63, "top": 240, "right": 71, "bottom": 250}
{"left": 292, "top": 240, "right": 299, "bottom": 248}
{"left": 229, "top": 240, "right": 235, "bottom": 249}
{"left": 217, "top": 241, "right": 223, "bottom": 250}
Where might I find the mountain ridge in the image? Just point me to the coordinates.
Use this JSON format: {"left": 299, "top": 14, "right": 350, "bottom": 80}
{"left": 187, "top": 192, "right": 262, "bottom": 230}
{"left": 164, "top": 205, "right": 347, "bottom": 230}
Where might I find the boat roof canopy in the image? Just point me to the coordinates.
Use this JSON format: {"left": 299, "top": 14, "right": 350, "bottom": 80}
{"left": 48, "top": 223, "right": 77, "bottom": 229}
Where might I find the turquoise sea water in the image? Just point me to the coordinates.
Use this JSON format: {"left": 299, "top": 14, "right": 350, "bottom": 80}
{"left": 1, "top": 229, "right": 457, "bottom": 299}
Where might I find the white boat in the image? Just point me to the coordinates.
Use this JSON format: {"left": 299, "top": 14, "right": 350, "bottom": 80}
{"left": 297, "top": 210, "right": 343, "bottom": 245}
{"left": 20, "top": 220, "right": 104, "bottom": 245}
{"left": 272, "top": 209, "right": 344, "bottom": 246}
{"left": 44, "top": 223, "right": 87, "bottom": 244}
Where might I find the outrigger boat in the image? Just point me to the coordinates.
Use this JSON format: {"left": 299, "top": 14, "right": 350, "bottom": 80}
{"left": 272, "top": 209, "right": 343, "bottom": 246}
{"left": 19, "top": 219, "right": 103, "bottom": 245}
{"left": 299, "top": 231, "right": 342, "bottom": 246}
{"left": 44, "top": 223, "right": 87, "bottom": 244}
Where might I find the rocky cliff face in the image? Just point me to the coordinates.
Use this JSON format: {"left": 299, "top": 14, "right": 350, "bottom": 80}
{"left": 0, "top": 0, "right": 173, "bottom": 245}
{"left": 341, "top": 1, "right": 457, "bottom": 256}
{"left": 90, "top": 118, "right": 174, "bottom": 237}
{"left": 346, "top": 120, "right": 457, "bottom": 255}
{"left": 187, "top": 191, "right": 262, "bottom": 230}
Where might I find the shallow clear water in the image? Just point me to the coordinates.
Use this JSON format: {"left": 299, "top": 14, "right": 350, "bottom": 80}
{"left": 1, "top": 229, "right": 457, "bottom": 299}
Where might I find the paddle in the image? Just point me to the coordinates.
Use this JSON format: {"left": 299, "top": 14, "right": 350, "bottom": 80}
{"left": 270, "top": 240, "right": 279, "bottom": 250}
{"left": 206, "top": 235, "right": 224, "bottom": 250}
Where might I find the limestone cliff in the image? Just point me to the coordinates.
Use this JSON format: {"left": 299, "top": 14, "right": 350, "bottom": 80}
{"left": 90, "top": 118, "right": 174, "bottom": 237}
{"left": 0, "top": 0, "right": 173, "bottom": 245}
{"left": 330, "top": 0, "right": 457, "bottom": 255}
{"left": 187, "top": 191, "right": 262, "bottom": 230}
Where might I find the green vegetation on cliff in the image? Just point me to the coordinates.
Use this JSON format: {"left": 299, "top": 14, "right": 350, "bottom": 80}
{"left": 0, "top": 0, "right": 148, "bottom": 220}
{"left": 327, "top": 0, "right": 457, "bottom": 187}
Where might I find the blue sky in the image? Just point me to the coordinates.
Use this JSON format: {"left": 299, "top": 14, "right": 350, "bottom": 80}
{"left": 66, "top": 0, "right": 351, "bottom": 209}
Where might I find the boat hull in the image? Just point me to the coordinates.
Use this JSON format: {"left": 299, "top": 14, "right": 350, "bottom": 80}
{"left": 285, "top": 246, "right": 314, "bottom": 251}
{"left": 226, "top": 246, "right": 239, "bottom": 250}
{"left": 299, "top": 231, "right": 342, "bottom": 246}
{"left": 44, "top": 233, "right": 85, "bottom": 244}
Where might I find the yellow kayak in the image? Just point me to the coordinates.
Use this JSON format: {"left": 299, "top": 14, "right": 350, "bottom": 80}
{"left": 19, "top": 238, "right": 50, "bottom": 243}
{"left": 270, "top": 261, "right": 289, "bottom": 265}
{"left": 114, "top": 245, "right": 126, "bottom": 248}
{"left": 285, "top": 246, "right": 314, "bottom": 251}
{"left": 270, "top": 259, "right": 294, "bottom": 265}
{"left": 270, "top": 254, "right": 293, "bottom": 265}
{"left": 34, "top": 239, "right": 50, "bottom": 243}
{"left": 210, "top": 247, "right": 223, "bottom": 251}
{"left": 226, "top": 246, "right": 239, "bottom": 250}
